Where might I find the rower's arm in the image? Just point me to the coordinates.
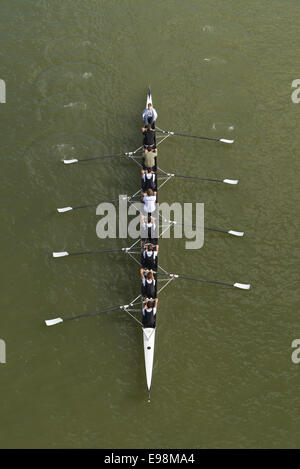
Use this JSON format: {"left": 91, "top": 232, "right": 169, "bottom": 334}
{"left": 154, "top": 298, "right": 158, "bottom": 308}
{"left": 140, "top": 268, "right": 145, "bottom": 279}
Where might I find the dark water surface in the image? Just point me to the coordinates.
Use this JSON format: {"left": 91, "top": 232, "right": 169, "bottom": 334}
{"left": 1, "top": 0, "right": 300, "bottom": 448}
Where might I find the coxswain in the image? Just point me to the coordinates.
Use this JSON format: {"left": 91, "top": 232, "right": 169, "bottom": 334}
{"left": 141, "top": 243, "right": 158, "bottom": 270}
{"left": 141, "top": 168, "right": 156, "bottom": 192}
{"left": 142, "top": 103, "right": 158, "bottom": 128}
{"left": 142, "top": 124, "right": 156, "bottom": 151}
{"left": 143, "top": 188, "right": 157, "bottom": 215}
{"left": 142, "top": 298, "right": 158, "bottom": 328}
{"left": 141, "top": 269, "right": 157, "bottom": 299}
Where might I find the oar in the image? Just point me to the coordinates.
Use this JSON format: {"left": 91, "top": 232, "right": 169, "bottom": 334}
{"left": 45, "top": 301, "right": 144, "bottom": 326}
{"left": 56, "top": 192, "right": 142, "bottom": 213}
{"left": 156, "top": 129, "right": 234, "bottom": 144}
{"left": 53, "top": 248, "right": 130, "bottom": 258}
{"left": 163, "top": 219, "right": 244, "bottom": 237}
{"left": 160, "top": 273, "right": 250, "bottom": 290}
{"left": 45, "top": 305, "right": 122, "bottom": 326}
{"left": 172, "top": 173, "right": 238, "bottom": 184}
{"left": 63, "top": 151, "right": 142, "bottom": 165}
{"left": 57, "top": 198, "right": 118, "bottom": 213}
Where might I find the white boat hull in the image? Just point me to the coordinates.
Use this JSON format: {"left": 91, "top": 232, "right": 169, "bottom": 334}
{"left": 143, "top": 327, "right": 155, "bottom": 400}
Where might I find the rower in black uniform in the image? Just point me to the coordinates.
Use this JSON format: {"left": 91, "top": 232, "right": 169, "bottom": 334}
{"left": 141, "top": 168, "right": 157, "bottom": 192}
{"left": 141, "top": 243, "right": 158, "bottom": 271}
{"left": 142, "top": 124, "right": 156, "bottom": 152}
{"left": 140, "top": 269, "right": 157, "bottom": 299}
{"left": 142, "top": 298, "right": 158, "bottom": 328}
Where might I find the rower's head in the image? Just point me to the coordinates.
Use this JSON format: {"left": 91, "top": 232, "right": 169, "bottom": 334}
{"left": 148, "top": 103, "right": 152, "bottom": 110}
{"left": 146, "top": 300, "right": 154, "bottom": 309}
{"left": 147, "top": 213, "right": 152, "bottom": 223}
{"left": 147, "top": 188, "right": 153, "bottom": 196}
{"left": 146, "top": 271, "right": 153, "bottom": 280}
{"left": 146, "top": 124, "right": 151, "bottom": 130}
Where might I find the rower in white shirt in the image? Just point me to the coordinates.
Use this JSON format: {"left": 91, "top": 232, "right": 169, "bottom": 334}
{"left": 143, "top": 188, "right": 157, "bottom": 214}
{"left": 141, "top": 214, "right": 157, "bottom": 241}
{"left": 142, "top": 103, "right": 158, "bottom": 128}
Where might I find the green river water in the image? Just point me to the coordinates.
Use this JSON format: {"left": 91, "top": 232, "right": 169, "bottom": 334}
{"left": 1, "top": 0, "right": 300, "bottom": 449}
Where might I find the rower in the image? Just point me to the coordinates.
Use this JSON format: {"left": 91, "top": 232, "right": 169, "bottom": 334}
{"left": 141, "top": 168, "right": 156, "bottom": 192}
{"left": 141, "top": 243, "right": 158, "bottom": 271}
{"left": 141, "top": 214, "right": 157, "bottom": 241}
{"left": 142, "top": 103, "right": 158, "bottom": 129}
{"left": 142, "top": 148, "right": 157, "bottom": 172}
{"left": 143, "top": 188, "right": 157, "bottom": 215}
{"left": 141, "top": 233, "right": 159, "bottom": 248}
{"left": 142, "top": 124, "right": 157, "bottom": 152}
{"left": 140, "top": 269, "right": 157, "bottom": 299}
{"left": 142, "top": 298, "right": 158, "bottom": 328}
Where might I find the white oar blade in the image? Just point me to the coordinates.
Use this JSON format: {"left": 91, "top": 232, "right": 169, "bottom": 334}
{"left": 228, "top": 230, "right": 244, "bottom": 237}
{"left": 57, "top": 206, "right": 73, "bottom": 213}
{"left": 53, "top": 251, "right": 69, "bottom": 258}
{"left": 45, "top": 318, "right": 63, "bottom": 326}
{"left": 234, "top": 283, "right": 251, "bottom": 290}
{"left": 63, "top": 159, "right": 78, "bottom": 164}
{"left": 223, "top": 179, "right": 239, "bottom": 185}
{"left": 220, "top": 139, "right": 234, "bottom": 144}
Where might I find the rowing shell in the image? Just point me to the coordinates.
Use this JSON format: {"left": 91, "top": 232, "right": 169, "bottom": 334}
{"left": 142, "top": 87, "right": 156, "bottom": 402}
